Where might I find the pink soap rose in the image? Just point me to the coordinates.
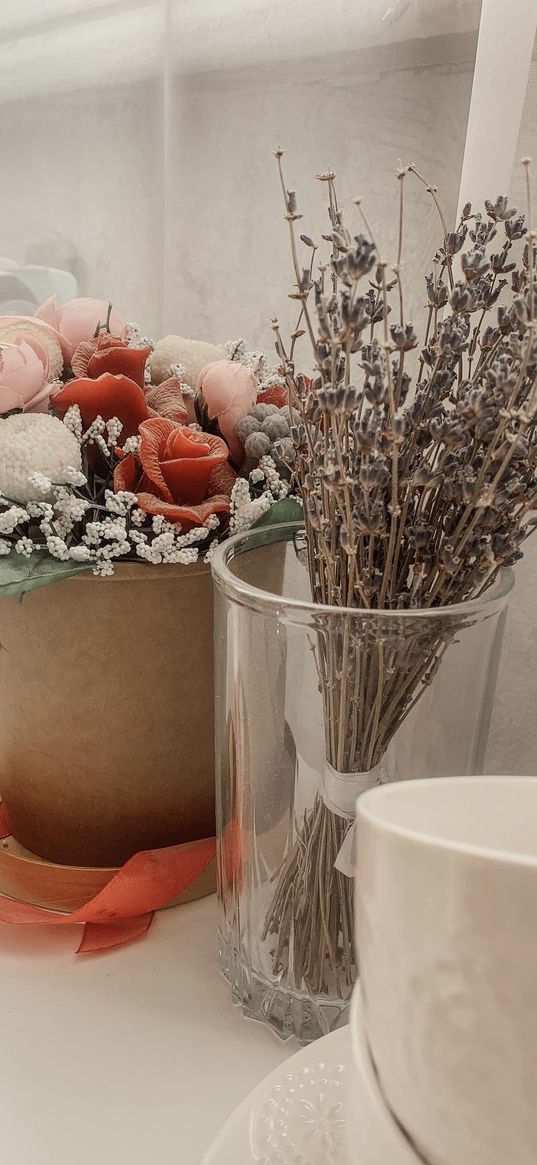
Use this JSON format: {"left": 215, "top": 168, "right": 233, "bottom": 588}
{"left": 0, "top": 316, "right": 65, "bottom": 379}
{"left": 0, "top": 335, "right": 51, "bottom": 415}
{"left": 35, "top": 296, "right": 125, "bottom": 362}
{"left": 198, "top": 359, "right": 257, "bottom": 464}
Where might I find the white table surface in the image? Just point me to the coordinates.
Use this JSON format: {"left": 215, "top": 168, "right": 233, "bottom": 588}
{"left": 0, "top": 895, "right": 295, "bottom": 1164}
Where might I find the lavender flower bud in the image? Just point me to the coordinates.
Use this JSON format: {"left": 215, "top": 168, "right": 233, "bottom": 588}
{"left": 354, "top": 422, "right": 378, "bottom": 452}
{"left": 498, "top": 305, "right": 515, "bottom": 334}
{"left": 470, "top": 219, "right": 497, "bottom": 247}
{"left": 439, "top": 543, "right": 460, "bottom": 576}
{"left": 298, "top": 268, "right": 313, "bottom": 293}
{"left": 438, "top": 315, "right": 470, "bottom": 355}
{"left": 461, "top": 250, "right": 490, "bottom": 281}
{"left": 359, "top": 459, "right": 389, "bottom": 490}
{"left": 490, "top": 250, "right": 516, "bottom": 275}
{"left": 482, "top": 326, "right": 500, "bottom": 349}
{"left": 286, "top": 190, "right": 298, "bottom": 215}
{"left": 321, "top": 462, "right": 344, "bottom": 489}
{"left": 305, "top": 497, "right": 322, "bottom": 531}
{"left": 421, "top": 346, "right": 435, "bottom": 367}
{"left": 412, "top": 464, "right": 438, "bottom": 488}
{"left": 445, "top": 225, "right": 467, "bottom": 256}
{"left": 273, "top": 437, "right": 295, "bottom": 465}
{"left": 317, "top": 384, "right": 359, "bottom": 413}
{"left": 505, "top": 215, "right": 526, "bottom": 241}
{"left": 392, "top": 415, "right": 407, "bottom": 442}
{"left": 450, "top": 284, "right": 475, "bottom": 312}
{"left": 365, "top": 376, "right": 386, "bottom": 406}
{"left": 390, "top": 323, "right": 418, "bottom": 351}
{"left": 425, "top": 274, "right": 448, "bottom": 309}
{"left": 513, "top": 296, "right": 529, "bottom": 324}
{"left": 361, "top": 340, "right": 385, "bottom": 378}
{"left": 331, "top": 230, "right": 349, "bottom": 252}
{"left": 410, "top": 524, "right": 433, "bottom": 553}
{"left": 290, "top": 424, "right": 308, "bottom": 450}
{"left": 347, "top": 235, "right": 376, "bottom": 277}
{"left": 484, "top": 195, "right": 516, "bottom": 222}
{"left": 512, "top": 270, "right": 526, "bottom": 293}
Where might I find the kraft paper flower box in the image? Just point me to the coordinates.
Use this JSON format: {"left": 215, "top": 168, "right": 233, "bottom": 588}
{"left": 0, "top": 295, "right": 299, "bottom": 874}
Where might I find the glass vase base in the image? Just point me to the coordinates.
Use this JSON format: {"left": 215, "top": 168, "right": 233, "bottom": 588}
{"left": 219, "top": 930, "right": 351, "bottom": 1044}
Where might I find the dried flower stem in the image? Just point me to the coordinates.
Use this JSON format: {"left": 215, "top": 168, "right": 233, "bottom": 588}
{"left": 264, "top": 150, "right": 537, "bottom": 1000}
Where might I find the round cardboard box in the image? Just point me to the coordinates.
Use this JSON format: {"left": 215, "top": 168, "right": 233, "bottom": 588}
{"left": 0, "top": 561, "right": 215, "bottom": 866}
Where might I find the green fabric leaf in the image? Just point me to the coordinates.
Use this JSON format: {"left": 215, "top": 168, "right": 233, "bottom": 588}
{"left": 0, "top": 552, "right": 91, "bottom": 599}
{"left": 246, "top": 497, "right": 303, "bottom": 551}
{"left": 250, "top": 497, "right": 303, "bottom": 530}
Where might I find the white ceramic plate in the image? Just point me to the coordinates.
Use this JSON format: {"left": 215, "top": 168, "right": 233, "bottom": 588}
{"left": 200, "top": 1025, "right": 351, "bottom": 1165}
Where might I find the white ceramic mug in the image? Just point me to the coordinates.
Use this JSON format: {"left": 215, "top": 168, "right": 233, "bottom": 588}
{"left": 347, "top": 985, "right": 422, "bottom": 1165}
{"left": 354, "top": 776, "right": 537, "bottom": 1165}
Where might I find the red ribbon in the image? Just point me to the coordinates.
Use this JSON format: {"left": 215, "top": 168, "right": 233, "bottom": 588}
{"left": 0, "top": 804, "right": 216, "bottom": 953}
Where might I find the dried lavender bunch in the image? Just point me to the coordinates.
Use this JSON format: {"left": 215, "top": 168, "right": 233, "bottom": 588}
{"left": 265, "top": 151, "right": 537, "bottom": 999}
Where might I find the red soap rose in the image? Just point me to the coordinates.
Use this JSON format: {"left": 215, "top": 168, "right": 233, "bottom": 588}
{"left": 54, "top": 371, "right": 151, "bottom": 439}
{"left": 71, "top": 334, "right": 151, "bottom": 389}
{"left": 257, "top": 384, "right": 288, "bottom": 408}
{"left": 114, "top": 417, "right": 236, "bottom": 529}
{"left": 57, "top": 336, "right": 190, "bottom": 436}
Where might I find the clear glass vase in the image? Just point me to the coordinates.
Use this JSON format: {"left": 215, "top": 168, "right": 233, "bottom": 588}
{"left": 211, "top": 522, "right": 514, "bottom": 1043}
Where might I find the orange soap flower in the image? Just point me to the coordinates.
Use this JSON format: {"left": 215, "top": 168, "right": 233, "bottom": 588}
{"left": 114, "top": 417, "right": 236, "bottom": 529}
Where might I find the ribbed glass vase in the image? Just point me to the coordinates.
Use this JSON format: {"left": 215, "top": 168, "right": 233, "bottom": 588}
{"left": 211, "top": 522, "right": 513, "bottom": 1043}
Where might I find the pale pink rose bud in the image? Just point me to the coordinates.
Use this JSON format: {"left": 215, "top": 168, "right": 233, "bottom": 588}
{"left": 198, "top": 359, "right": 258, "bottom": 464}
{"left": 35, "top": 295, "right": 125, "bottom": 361}
{"left": 0, "top": 335, "right": 51, "bottom": 415}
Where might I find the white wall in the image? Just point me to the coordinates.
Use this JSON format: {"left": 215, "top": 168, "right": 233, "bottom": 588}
{"left": 0, "top": 82, "right": 162, "bottom": 333}
{"left": 486, "top": 50, "right": 537, "bottom": 775}
{"left": 165, "top": 32, "right": 476, "bottom": 352}
{"left": 0, "top": 1, "right": 535, "bottom": 774}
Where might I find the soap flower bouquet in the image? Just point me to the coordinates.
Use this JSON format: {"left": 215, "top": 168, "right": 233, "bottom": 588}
{"left": 0, "top": 296, "right": 300, "bottom": 581}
